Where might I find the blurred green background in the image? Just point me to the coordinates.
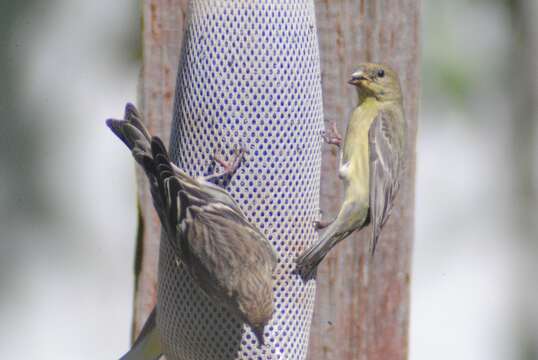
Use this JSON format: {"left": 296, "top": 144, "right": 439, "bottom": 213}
{"left": 0, "top": 0, "right": 536, "bottom": 359}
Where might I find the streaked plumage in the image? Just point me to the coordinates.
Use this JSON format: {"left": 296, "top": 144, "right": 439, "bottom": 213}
{"left": 107, "top": 104, "right": 277, "bottom": 352}
{"left": 296, "top": 63, "right": 406, "bottom": 278}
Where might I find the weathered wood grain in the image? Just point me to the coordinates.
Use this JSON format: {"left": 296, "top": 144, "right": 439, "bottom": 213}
{"left": 132, "top": 0, "right": 188, "bottom": 339}
{"left": 309, "top": 1, "right": 419, "bottom": 359}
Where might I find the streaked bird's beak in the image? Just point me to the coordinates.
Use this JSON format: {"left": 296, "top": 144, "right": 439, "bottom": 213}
{"left": 348, "top": 70, "right": 369, "bottom": 85}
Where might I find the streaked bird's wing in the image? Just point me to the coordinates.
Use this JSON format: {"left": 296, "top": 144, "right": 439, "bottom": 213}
{"left": 197, "top": 178, "right": 244, "bottom": 210}
{"left": 368, "top": 109, "right": 404, "bottom": 255}
{"left": 181, "top": 200, "right": 277, "bottom": 303}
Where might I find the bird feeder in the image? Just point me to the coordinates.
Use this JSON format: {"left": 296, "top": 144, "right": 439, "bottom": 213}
{"left": 157, "top": 0, "right": 324, "bottom": 358}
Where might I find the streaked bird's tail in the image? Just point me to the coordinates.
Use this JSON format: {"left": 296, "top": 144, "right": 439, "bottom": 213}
{"left": 119, "top": 308, "right": 162, "bottom": 360}
{"left": 106, "top": 103, "right": 152, "bottom": 158}
{"left": 106, "top": 103, "right": 180, "bottom": 245}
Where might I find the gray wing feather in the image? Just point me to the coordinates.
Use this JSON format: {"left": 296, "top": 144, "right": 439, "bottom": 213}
{"left": 368, "top": 109, "right": 404, "bottom": 255}
{"left": 182, "top": 201, "right": 277, "bottom": 307}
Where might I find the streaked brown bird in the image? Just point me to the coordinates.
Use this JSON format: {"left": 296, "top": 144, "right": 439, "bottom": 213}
{"left": 296, "top": 63, "right": 406, "bottom": 278}
{"left": 107, "top": 104, "right": 277, "bottom": 351}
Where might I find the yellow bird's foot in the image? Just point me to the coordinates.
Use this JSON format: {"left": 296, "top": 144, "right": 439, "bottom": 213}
{"left": 321, "top": 122, "right": 342, "bottom": 147}
{"left": 314, "top": 218, "right": 334, "bottom": 230}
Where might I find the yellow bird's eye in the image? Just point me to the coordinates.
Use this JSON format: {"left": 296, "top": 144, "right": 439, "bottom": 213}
{"left": 377, "top": 69, "right": 385, "bottom": 78}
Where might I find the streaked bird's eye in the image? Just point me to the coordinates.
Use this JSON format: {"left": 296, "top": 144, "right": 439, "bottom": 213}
{"left": 377, "top": 69, "right": 385, "bottom": 78}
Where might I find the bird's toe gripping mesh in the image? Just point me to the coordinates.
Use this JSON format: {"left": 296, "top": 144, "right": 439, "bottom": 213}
{"left": 158, "top": 1, "right": 323, "bottom": 359}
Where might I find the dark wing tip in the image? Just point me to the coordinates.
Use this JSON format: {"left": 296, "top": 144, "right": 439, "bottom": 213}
{"left": 106, "top": 118, "right": 133, "bottom": 149}
{"left": 105, "top": 118, "right": 116, "bottom": 129}
{"left": 369, "top": 234, "right": 380, "bottom": 258}
{"left": 150, "top": 136, "right": 167, "bottom": 154}
{"left": 151, "top": 139, "right": 174, "bottom": 170}
{"left": 124, "top": 102, "right": 138, "bottom": 118}
{"left": 106, "top": 118, "right": 125, "bottom": 131}
{"left": 178, "top": 190, "right": 191, "bottom": 209}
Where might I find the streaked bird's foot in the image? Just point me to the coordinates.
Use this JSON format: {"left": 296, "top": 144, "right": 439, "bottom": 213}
{"left": 205, "top": 147, "right": 245, "bottom": 181}
{"left": 214, "top": 147, "right": 245, "bottom": 175}
{"left": 321, "top": 122, "right": 342, "bottom": 147}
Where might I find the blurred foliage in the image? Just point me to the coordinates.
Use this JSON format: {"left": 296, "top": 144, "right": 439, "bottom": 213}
{"left": 516, "top": 319, "right": 538, "bottom": 360}
{"left": 435, "top": 62, "right": 472, "bottom": 106}
{"left": 0, "top": 0, "right": 141, "bottom": 306}
{"left": 0, "top": 0, "right": 47, "bottom": 224}
{"left": 422, "top": 0, "right": 514, "bottom": 117}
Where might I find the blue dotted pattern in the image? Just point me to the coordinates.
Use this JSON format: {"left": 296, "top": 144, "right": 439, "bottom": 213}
{"left": 158, "top": 1, "right": 323, "bottom": 359}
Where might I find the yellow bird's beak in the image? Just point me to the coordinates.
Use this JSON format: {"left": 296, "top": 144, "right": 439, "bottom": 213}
{"left": 348, "top": 70, "right": 370, "bottom": 86}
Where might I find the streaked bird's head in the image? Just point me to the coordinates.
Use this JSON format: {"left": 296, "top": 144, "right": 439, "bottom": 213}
{"left": 238, "top": 269, "right": 274, "bottom": 347}
{"left": 348, "top": 63, "right": 402, "bottom": 101}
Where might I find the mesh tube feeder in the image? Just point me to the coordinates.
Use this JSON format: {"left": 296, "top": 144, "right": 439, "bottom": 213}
{"left": 158, "top": 0, "right": 324, "bottom": 358}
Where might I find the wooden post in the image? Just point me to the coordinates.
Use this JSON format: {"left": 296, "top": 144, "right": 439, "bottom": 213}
{"left": 309, "top": 1, "right": 419, "bottom": 359}
{"left": 132, "top": 0, "right": 188, "bottom": 339}
{"left": 132, "top": 1, "right": 419, "bottom": 359}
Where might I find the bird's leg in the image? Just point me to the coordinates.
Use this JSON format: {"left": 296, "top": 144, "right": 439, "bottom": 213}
{"left": 204, "top": 147, "right": 245, "bottom": 181}
{"left": 215, "top": 147, "right": 245, "bottom": 175}
{"left": 314, "top": 218, "right": 335, "bottom": 230}
{"left": 321, "top": 122, "right": 343, "bottom": 147}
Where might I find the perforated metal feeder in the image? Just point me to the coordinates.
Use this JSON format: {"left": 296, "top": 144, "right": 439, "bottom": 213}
{"left": 158, "top": 1, "right": 323, "bottom": 358}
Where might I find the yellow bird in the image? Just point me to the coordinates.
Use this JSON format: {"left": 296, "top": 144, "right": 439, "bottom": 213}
{"left": 296, "top": 63, "right": 406, "bottom": 278}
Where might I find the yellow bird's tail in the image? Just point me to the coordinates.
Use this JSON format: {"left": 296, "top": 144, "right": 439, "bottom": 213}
{"left": 119, "top": 308, "right": 162, "bottom": 360}
{"left": 295, "top": 219, "right": 353, "bottom": 279}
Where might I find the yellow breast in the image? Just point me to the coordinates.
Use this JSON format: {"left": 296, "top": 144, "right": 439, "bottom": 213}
{"left": 340, "top": 98, "right": 379, "bottom": 202}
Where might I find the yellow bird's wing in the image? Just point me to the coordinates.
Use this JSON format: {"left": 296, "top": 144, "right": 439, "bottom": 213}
{"left": 368, "top": 108, "right": 405, "bottom": 255}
